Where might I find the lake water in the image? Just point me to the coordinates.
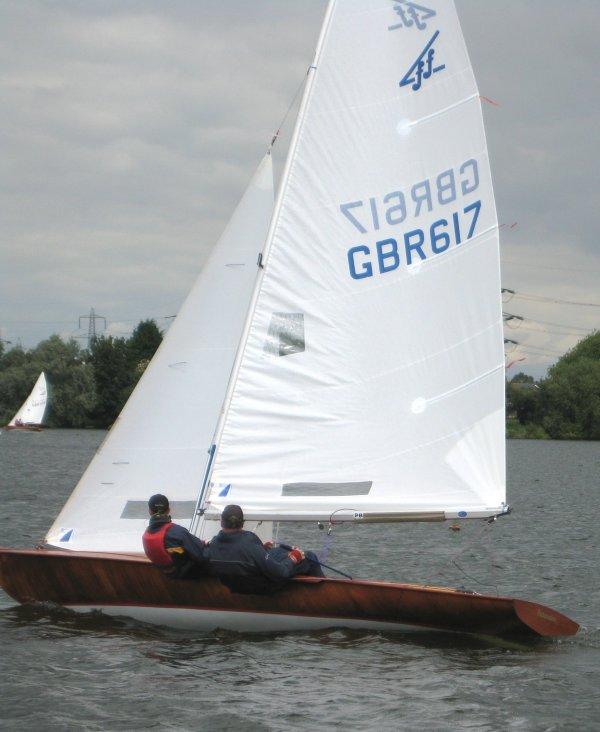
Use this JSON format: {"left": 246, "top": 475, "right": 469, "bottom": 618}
{"left": 0, "top": 430, "right": 598, "bottom": 731}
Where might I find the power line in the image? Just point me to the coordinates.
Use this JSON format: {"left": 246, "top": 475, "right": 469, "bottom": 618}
{"left": 529, "top": 317, "right": 595, "bottom": 333}
{"left": 518, "top": 344, "right": 565, "bottom": 357}
{"left": 502, "top": 288, "right": 600, "bottom": 308}
{"left": 512, "top": 324, "right": 590, "bottom": 338}
{"left": 1, "top": 319, "right": 77, "bottom": 325}
{"left": 501, "top": 259, "right": 600, "bottom": 275}
{"left": 503, "top": 311, "right": 594, "bottom": 334}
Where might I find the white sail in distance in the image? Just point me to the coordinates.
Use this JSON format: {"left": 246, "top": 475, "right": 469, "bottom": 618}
{"left": 46, "top": 155, "right": 275, "bottom": 552}
{"left": 9, "top": 372, "right": 48, "bottom": 426}
{"left": 206, "top": 0, "right": 506, "bottom": 523}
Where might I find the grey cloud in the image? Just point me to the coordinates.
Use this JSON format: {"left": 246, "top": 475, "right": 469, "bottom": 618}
{"left": 1, "top": 0, "right": 598, "bottom": 378}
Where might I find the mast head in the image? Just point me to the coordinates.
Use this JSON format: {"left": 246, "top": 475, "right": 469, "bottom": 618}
{"left": 148, "top": 494, "right": 170, "bottom": 516}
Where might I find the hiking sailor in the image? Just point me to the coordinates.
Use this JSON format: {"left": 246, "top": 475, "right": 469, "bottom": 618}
{"left": 142, "top": 494, "right": 209, "bottom": 579}
{"left": 207, "top": 504, "right": 324, "bottom": 595}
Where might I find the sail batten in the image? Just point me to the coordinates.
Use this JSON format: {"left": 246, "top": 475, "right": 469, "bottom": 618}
{"left": 205, "top": 0, "right": 506, "bottom": 522}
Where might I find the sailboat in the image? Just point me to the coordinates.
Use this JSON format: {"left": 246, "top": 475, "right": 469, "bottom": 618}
{"left": 4, "top": 372, "right": 48, "bottom": 431}
{"left": 0, "top": 1, "right": 578, "bottom": 638}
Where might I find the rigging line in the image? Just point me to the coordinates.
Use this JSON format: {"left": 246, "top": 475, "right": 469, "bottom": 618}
{"left": 269, "top": 68, "right": 310, "bottom": 148}
{"left": 451, "top": 559, "right": 500, "bottom": 590}
{"left": 431, "top": 520, "right": 495, "bottom": 585}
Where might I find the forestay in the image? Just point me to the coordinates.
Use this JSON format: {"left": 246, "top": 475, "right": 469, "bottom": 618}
{"left": 9, "top": 372, "right": 48, "bottom": 426}
{"left": 46, "top": 155, "right": 274, "bottom": 552}
{"left": 205, "top": 0, "right": 506, "bottom": 523}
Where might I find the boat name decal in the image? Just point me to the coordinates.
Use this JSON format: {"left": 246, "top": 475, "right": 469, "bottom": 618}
{"left": 341, "top": 159, "right": 481, "bottom": 280}
{"left": 346, "top": 200, "right": 480, "bottom": 280}
{"left": 388, "top": 1, "right": 436, "bottom": 32}
{"left": 340, "top": 160, "right": 478, "bottom": 236}
{"left": 400, "top": 30, "right": 445, "bottom": 91}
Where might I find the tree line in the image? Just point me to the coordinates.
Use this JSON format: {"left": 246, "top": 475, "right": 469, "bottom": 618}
{"left": 507, "top": 331, "right": 600, "bottom": 440}
{"left": 2, "top": 324, "right": 599, "bottom": 438}
{"left": 0, "top": 320, "right": 162, "bottom": 428}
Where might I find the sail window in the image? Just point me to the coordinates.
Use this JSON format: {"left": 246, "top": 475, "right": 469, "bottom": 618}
{"left": 265, "top": 313, "right": 305, "bottom": 357}
{"left": 120, "top": 501, "right": 196, "bottom": 519}
{"left": 282, "top": 482, "right": 372, "bottom": 497}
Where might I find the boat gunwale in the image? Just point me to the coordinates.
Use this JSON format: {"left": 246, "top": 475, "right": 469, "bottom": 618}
{"left": 0, "top": 546, "right": 525, "bottom": 603}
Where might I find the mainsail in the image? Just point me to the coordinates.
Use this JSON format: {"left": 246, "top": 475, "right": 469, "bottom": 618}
{"left": 46, "top": 155, "right": 275, "bottom": 552}
{"left": 205, "top": 0, "right": 506, "bottom": 523}
{"left": 9, "top": 372, "right": 48, "bottom": 426}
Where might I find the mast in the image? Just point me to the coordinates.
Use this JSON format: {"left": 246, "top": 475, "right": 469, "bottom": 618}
{"left": 193, "top": 0, "right": 337, "bottom": 523}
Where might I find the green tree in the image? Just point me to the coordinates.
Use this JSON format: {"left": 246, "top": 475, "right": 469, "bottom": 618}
{"left": 0, "top": 337, "right": 94, "bottom": 427}
{"left": 539, "top": 331, "right": 600, "bottom": 440}
{"left": 30, "top": 336, "right": 95, "bottom": 427}
{"left": 128, "top": 320, "right": 162, "bottom": 371}
{"left": 89, "top": 335, "right": 132, "bottom": 427}
{"left": 506, "top": 372, "right": 541, "bottom": 426}
{"left": 0, "top": 319, "right": 164, "bottom": 429}
{"left": 0, "top": 344, "right": 27, "bottom": 370}
{"left": 510, "top": 372, "right": 534, "bottom": 384}
{"left": 0, "top": 364, "right": 39, "bottom": 425}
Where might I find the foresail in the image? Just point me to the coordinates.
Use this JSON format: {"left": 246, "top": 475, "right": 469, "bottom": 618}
{"left": 9, "top": 372, "right": 47, "bottom": 426}
{"left": 206, "top": 0, "right": 506, "bottom": 523}
{"left": 46, "top": 155, "right": 274, "bottom": 551}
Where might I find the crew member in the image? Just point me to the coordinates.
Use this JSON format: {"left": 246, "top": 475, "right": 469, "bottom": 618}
{"left": 142, "top": 494, "right": 209, "bottom": 579}
{"left": 206, "top": 504, "right": 324, "bottom": 595}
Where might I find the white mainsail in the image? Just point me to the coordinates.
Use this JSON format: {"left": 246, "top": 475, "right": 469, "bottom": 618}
{"left": 46, "top": 154, "right": 275, "bottom": 552}
{"left": 205, "top": 0, "right": 506, "bottom": 523}
{"left": 9, "top": 372, "right": 48, "bottom": 426}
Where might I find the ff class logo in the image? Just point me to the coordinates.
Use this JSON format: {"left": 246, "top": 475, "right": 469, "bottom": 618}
{"left": 388, "top": 1, "right": 436, "bottom": 31}
{"left": 400, "top": 30, "right": 445, "bottom": 91}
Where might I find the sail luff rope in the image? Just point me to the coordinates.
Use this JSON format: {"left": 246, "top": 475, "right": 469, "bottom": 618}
{"left": 269, "top": 67, "right": 312, "bottom": 149}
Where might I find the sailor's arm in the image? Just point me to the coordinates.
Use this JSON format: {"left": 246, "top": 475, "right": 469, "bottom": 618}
{"left": 252, "top": 543, "right": 306, "bottom": 581}
{"left": 166, "top": 525, "right": 208, "bottom": 565}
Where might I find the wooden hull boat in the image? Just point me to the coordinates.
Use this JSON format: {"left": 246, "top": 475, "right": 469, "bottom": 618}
{"left": 4, "top": 424, "right": 43, "bottom": 432}
{"left": 0, "top": 548, "right": 579, "bottom": 638}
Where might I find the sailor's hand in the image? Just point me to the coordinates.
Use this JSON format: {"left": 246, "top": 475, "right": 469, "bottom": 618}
{"left": 263, "top": 540, "right": 275, "bottom": 550}
{"left": 288, "top": 547, "right": 305, "bottom": 564}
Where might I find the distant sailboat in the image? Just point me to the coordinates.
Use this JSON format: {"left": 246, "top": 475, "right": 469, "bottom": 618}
{"left": 0, "top": 1, "right": 578, "bottom": 638}
{"left": 5, "top": 372, "right": 48, "bottom": 432}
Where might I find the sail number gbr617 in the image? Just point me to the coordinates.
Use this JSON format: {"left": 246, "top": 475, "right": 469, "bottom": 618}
{"left": 341, "top": 159, "right": 482, "bottom": 280}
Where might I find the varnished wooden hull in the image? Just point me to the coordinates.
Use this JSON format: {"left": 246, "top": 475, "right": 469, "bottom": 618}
{"left": 0, "top": 548, "right": 579, "bottom": 638}
{"left": 4, "top": 424, "right": 43, "bottom": 432}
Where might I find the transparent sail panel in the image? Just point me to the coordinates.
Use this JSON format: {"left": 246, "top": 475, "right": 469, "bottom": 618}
{"left": 207, "top": 0, "right": 506, "bottom": 523}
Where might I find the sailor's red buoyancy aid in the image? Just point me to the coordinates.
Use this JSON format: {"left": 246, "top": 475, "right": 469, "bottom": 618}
{"left": 142, "top": 522, "right": 175, "bottom": 567}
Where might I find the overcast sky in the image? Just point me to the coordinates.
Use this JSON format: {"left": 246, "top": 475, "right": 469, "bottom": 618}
{"left": 1, "top": 0, "right": 598, "bottom": 378}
